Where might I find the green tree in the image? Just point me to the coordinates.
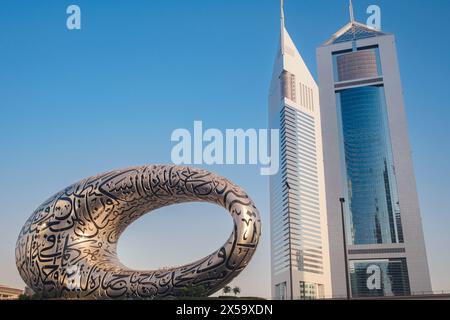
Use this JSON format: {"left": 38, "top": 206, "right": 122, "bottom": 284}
{"left": 232, "top": 286, "right": 241, "bottom": 297}
{"left": 17, "top": 291, "right": 47, "bottom": 300}
{"left": 222, "top": 285, "right": 231, "bottom": 296}
{"left": 180, "top": 284, "right": 208, "bottom": 299}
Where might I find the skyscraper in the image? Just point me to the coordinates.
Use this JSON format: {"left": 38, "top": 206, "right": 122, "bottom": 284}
{"left": 269, "top": 1, "right": 331, "bottom": 300}
{"left": 316, "top": 1, "right": 432, "bottom": 298}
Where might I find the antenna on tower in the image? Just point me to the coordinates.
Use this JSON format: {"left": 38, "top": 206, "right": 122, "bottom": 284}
{"left": 349, "top": 0, "right": 357, "bottom": 51}
{"left": 281, "top": 0, "right": 285, "bottom": 55}
{"left": 349, "top": 0, "right": 355, "bottom": 23}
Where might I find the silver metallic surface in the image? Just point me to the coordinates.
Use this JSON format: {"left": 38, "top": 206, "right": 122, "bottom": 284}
{"left": 15, "top": 165, "right": 261, "bottom": 299}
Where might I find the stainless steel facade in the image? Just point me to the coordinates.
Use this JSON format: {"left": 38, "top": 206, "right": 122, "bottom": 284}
{"left": 16, "top": 165, "right": 261, "bottom": 299}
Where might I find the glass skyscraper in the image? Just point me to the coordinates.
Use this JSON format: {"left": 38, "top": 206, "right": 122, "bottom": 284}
{"left": 337, "top": 84, "right": 403, "bottom": 245}
{"left": 317, "top": 7, "right": 432, "bottom": 298}
{"left": 269, "top": 3, "right": 331, "bottom": 300}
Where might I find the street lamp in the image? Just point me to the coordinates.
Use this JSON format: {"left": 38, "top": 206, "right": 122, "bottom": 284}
{"left": 339, "top": 197, "right": 351, "bottom": 300}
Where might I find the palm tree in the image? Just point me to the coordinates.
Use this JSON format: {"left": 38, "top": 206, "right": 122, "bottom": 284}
{"left": 232, "top": 286, "right": 241, "bottom": 297}
{"left": 222, "top": 285, "right": 231, "bottom": 296}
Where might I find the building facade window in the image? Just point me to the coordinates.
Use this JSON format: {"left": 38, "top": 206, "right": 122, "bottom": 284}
{"left": 336, "top": 85, "right": 404, "bottom": 245}
{"left": 299, "top": 281, "right": 324, "bottom": 300}
{"left": 275, "top": 282, "right": 287, "bottom": 300}
{"left": 333, "top": 47, "right": 382, "bottom": 82}
{"left": 349, "top": 258, "right": 411, "bottom": 298}
{"left": 280, "top": 71, "right": 296, "bottom": 102}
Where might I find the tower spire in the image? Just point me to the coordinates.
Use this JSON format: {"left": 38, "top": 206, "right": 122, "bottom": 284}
{"left": 349, "top": 0, "right": 357, "bottom": 50}
{"left": 349, "top": 0, "right": 355, "bottom": 23}
{"left": 281, "top": 0, "right": 285, "bottom": 55}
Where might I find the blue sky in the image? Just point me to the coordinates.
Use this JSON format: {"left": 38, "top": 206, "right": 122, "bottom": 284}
{"left": 0, "top": 0, "right": 449, "bottom": 298}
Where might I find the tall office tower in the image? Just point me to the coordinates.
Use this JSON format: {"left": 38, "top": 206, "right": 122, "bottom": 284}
{"left": 269, "top": 2, "right": 331, "bottom": 300}
{"left": 316, "top": 2, "right": 432, "bottom": 298}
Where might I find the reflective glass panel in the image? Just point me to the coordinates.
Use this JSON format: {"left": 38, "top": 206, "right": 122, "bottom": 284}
{"left": 337, "top": 85, "right": 404, "bottom": 245}
{"left": 350, "top": 259, "right": 410, "bottom": 297}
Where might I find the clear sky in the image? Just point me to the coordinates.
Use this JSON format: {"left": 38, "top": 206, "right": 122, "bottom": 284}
{"left": 1, "top": 0, "right": 449, "bottom": 298}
